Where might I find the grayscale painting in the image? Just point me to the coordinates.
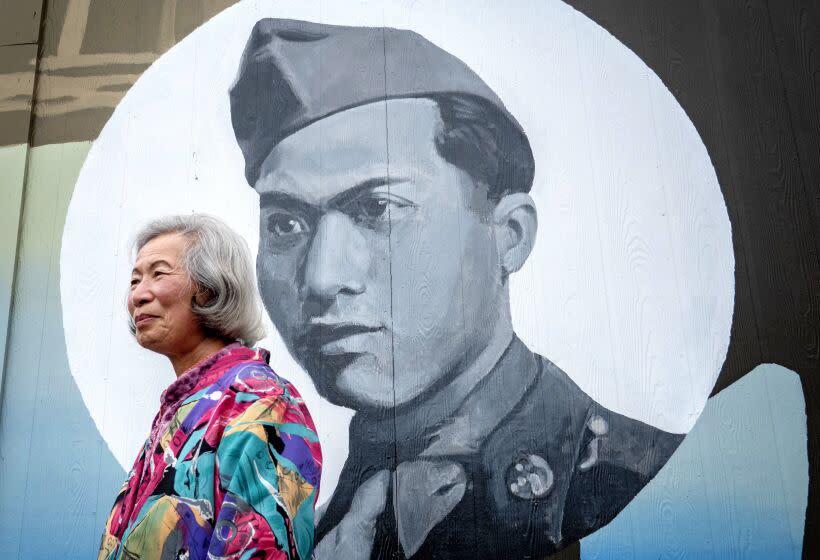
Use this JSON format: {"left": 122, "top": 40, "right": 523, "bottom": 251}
{"left": 229, "top": 18, "right": 682, "bottom": 559}
{"left": 61, "top": 2, "right": 734, "bottom": 559}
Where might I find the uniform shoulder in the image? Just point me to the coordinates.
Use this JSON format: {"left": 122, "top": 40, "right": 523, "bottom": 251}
{"left": 529, "top": 352, "right": 684, "bottom": 477}
{"left": 580, "top": 402, "right": 685, "bottom": 478}
{"left": 561, "top": 403, "right": 684, "bottom": 540}
{"left": 526, "top": 353, "right": 595, "bottom": 424}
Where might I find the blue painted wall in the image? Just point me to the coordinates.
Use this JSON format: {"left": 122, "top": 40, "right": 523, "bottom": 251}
{"left": 0, "top": 156, "right": 807, "bottom": 559}
{"left": 583, "top": 365, "right": 807, "bottom": 560}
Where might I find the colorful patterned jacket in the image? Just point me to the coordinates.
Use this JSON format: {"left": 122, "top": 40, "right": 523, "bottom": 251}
{"left": 98, "top": 343, "right": 322, "bottom": 559}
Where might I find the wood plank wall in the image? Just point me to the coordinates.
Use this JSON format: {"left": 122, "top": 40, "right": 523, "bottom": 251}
{"left": 0, "top": 0, "right": 44, "bottom": 410}
{"left": 564, "top": 3, "right": 820, "bottom": 557}
{"left": 0, "top": 1, "right": 817, "bottom": 558}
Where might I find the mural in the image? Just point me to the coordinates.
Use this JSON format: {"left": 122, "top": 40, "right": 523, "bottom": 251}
{"left": 3, "top": 0, "right": 816, "bottom": 559}
{"left": 231, "top": 18, "right": 685, "bottom": 558}
{"left": 58, "top": 2, "right": 733, "bottom": 558}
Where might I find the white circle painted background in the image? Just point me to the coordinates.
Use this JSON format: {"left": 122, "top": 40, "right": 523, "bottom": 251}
{"left": 61, "top": 0, "right": 734, "bottom": 504}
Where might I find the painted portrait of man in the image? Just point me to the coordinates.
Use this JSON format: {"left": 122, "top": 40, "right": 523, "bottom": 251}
{"left": 228, "top": 18, "right": 684, "bottom": 558}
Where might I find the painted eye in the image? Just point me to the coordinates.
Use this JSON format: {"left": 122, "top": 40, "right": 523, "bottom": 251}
{"left": 264, "top": 212, "right": 311, "bottom": 252}
{"left": 358, "top": 197, "right": 389, "bottom": 219}
{"left": 346, "top": 193, "right": 414, "bottom": 226}
{"left": 268, "top": 213, "right": 307, "bottom": 236}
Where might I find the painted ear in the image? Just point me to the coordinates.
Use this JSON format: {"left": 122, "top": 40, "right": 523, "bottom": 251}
{"left": 493, "top": 192, "right": 538, "bottom": 277}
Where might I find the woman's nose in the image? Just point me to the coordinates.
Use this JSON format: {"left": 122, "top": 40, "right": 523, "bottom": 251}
{"left": 128, "top": 280, "right": 152, "bottom": 308}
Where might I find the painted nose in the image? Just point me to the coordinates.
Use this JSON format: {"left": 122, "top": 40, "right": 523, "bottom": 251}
{"left": 301, "top": 211, "right": 368, "bottom": 301}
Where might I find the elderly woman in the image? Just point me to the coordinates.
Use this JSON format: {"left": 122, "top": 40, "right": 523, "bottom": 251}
{"left": 98, "top": 214, "right": 322, "bottom": 560}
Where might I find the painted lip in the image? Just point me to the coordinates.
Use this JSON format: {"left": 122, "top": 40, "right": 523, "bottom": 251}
{"left": 134, "top": 313, "right": 159, "bottom": 327}
{"left": 299, "top": 321, "right": 384, "bottom": 353}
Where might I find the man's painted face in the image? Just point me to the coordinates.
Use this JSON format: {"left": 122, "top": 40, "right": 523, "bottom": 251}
{"left": 255, "top": 98, "right": 504, "bottom": 411}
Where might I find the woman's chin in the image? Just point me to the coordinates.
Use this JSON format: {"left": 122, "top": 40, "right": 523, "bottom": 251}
{"left": 135, "top": 332, "right": 164, "bottom": 353}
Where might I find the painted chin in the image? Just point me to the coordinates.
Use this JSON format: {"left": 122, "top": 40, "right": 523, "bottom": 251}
{"left": 308, "top": 353, "right": 393, "bottom": 409}
{"left": 317, "top": 330, "right": 387, "bottom": 356}
{"left": 314, "top": 357, "right": 435, "bottom": 410}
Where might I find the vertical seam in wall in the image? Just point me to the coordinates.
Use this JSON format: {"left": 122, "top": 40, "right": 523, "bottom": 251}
{"left": 760, "top": 1, "right": 819, "bottom": 555}
{"left": 761, "top": 0, "right": 820, "bottom": 342}
{"left": 571, "top": 2, "right": 622, "bottom": 427}
{"left": 699, "top": 0, "right": 765, "bottom": 363}
{"left": 632, "top": 20, "right": 664, "bottom": 554}
{"left": 380, "top": 20, "right": 400, "bottom": 556}
{"left": 0, "top": 0, "right": 48, "bottom": 431}
{"left": 691, "top": 0, "right": 752, "bottom": 553}
{"left": 762, "top": 0, "right": 820, "bottom": 272}
{"left": 698, "top": 2, "right": 776, "bottom": 552}
{"left": 17, "top": 143, "right": 61, "bottom": 560}
{"left": 5, "top": 5, "right": 50, "bottom": 557}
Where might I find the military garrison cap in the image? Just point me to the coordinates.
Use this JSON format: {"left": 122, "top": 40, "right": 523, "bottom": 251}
{"left": 229, "top": 18, "right": 528, "bottom": 187}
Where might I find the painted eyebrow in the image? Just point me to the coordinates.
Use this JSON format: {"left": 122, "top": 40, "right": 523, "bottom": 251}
{"left": 328, "top": 176, "right": 411, "bottom": 208}
{"left": 258, "top": 176, "right": 411, "bottom": 214}
{"left": 258, "top": 191, "right": 315, "bottom": 216}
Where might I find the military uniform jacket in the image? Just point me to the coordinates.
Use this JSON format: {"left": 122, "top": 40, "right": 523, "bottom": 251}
{"left": 316, "top": 336, "right": 684, "bottom": 559}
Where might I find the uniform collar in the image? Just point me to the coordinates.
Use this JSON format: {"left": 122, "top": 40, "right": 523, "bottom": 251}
{"left": 349, "top": 334, "right": 541, "bottom": 460}
{"left": 419, "top": 335, "right": 542, "bottom": 458}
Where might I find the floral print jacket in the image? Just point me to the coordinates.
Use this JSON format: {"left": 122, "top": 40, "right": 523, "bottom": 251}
{"left": 98, "top": 343, "right": 322, "bottom": 559}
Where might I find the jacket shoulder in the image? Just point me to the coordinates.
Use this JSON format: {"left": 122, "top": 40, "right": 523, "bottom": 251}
{"left": 221, "top": 358, "right": 295, "bottom": 399}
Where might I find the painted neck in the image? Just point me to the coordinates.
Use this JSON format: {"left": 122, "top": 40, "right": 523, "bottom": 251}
{"left": 391, "top": 302, "right": 516, "bottom": 437}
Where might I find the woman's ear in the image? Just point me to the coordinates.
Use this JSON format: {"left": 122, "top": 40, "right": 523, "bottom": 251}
{"left": 492, "top": 192, "right": 538, "bottom": 277}
{"left": 193, "top": 287, "right": 214, "bottom": 307}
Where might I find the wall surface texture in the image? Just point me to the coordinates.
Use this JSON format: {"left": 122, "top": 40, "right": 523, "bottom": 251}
{"left": 0, "top": 1, "right": 817, "bottom": 559}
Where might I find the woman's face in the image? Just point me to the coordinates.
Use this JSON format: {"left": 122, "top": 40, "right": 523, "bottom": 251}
{"left": 128, "top": 233, "right": 205, "bottom": 357}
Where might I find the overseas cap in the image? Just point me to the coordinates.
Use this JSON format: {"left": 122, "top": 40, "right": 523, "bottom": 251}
{"left": 230, "top": 18, "right": 528, "bottom": 187}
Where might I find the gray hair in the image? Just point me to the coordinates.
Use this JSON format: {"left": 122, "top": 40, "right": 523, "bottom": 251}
{"left": 130, "top": 214, "right": 266, "bottom": 346}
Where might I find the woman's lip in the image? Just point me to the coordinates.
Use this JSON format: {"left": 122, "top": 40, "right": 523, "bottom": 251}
{"left": 135, "top": 315, "right": 157, "bottom": 326}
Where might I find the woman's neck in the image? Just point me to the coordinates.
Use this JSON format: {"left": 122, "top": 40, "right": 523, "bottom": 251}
{"left": 168, "top": 337, "right": 231, "bottom": 376}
